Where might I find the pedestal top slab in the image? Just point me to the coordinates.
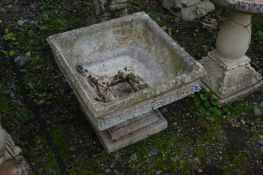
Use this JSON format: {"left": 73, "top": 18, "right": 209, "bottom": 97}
{"left": 211, "top": 0, "right": 263, "bottom": 14}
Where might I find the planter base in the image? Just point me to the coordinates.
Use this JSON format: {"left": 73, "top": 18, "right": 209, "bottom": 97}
{"left": 200, "top": 50, "right": 263, "bottom": 104}
{"left": 95, "top": 110, "right": 167, "bottom": 153}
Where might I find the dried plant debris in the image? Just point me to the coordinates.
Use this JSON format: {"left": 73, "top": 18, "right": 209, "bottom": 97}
{"left": 76, "top": 65, "right": 148, "bottom": 102}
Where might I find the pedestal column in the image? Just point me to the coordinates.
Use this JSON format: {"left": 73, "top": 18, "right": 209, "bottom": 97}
{"left": 200, "top": 11, "right": 263, "bottom": 103}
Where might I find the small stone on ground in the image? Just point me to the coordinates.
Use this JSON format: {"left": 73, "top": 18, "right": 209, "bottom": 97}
{"left": 149, "top": 148, "right": 158, "bottom": 156}
{"left": 253, "top": 105, "right": 262, "bottom": 116}
{"left": 18, "top": 20, "right": 25, "bottom": 26}
{"left": 15, "top": 52, "right": 31, "bottom": 66}
{"left": 259, "top": 135, "right": 263, "bottom": 146}
{"left": 130, "top": 153, "right": 137, "bottom": 161}
{"left": 259, "top": 101, "right": 263, "bottom": 109}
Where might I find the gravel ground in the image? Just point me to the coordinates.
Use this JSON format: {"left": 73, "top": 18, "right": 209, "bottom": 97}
{"left": 0, "top": 0, "right": 263, "bottom": 174}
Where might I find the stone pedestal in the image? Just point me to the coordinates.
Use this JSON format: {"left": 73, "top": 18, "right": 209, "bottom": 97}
{"left": 162, "top": 0, "right": 215, "bottom": 21}
{"left": 95, "top": 110, "right": 167, "bottom": 153}
{"left": 200, "top": 12, "right": 263, "bottom": 103}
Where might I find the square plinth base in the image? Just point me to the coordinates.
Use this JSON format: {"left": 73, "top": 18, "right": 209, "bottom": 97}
{"left": 202, "top": 81, "right": 263, "bottom": 105}
{"left": 95, "top": 110, "right": 168, "bottom": 153}
{"left": 200, "top": 51, "right": 263, "bottom": 104}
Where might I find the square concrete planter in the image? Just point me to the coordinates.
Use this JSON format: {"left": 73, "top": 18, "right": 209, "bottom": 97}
{"left": 47, "top": 12, "right": 206, "bottom": 152}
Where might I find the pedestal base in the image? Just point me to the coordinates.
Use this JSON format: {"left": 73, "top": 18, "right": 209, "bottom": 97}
{"left": 95, "top": 110, "right": 167, "bottom": 153}
{"left": 200, "top": 50, "right": 263, "bottom": 104}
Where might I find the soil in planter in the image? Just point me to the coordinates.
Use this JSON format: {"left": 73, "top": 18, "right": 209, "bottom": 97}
{"left": 76, "top": 65, "right": 149, "bottom": 102}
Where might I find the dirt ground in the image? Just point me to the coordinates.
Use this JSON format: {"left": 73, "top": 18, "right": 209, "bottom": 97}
{"left": 0, "top": 0, "right": 263, "bottom": 174}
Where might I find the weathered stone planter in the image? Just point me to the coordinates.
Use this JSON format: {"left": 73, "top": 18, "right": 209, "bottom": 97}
{"left": 47, "top": 12, "right": 206, "bottom": 152}
{"left": 200, "top": 0, "right": 263, "bottom": 104}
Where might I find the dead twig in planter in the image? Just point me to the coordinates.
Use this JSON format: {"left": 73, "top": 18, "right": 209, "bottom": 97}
{"left": 76, "top": 65, "right": 148, "bottom": 103}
